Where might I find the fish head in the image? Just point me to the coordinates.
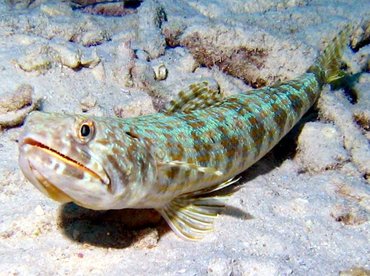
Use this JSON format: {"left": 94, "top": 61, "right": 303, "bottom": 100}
{"left": 18, "top": 111, "right": 157, "bottom": 210}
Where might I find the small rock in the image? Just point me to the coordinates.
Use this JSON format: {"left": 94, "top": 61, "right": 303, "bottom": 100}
{"left": 50, "top": 42, "right": 82, "bottom": 69}
{"left": 153, "top": 63, "right": 168, "bottom": 80}
{"left": 131, "top": 60, "right": 155, "bottom": 88}
{"left": 40, "top": 2, "right": 73, "bottom": 16}
{"left": 318, "top": 88, "right": 370, "bottom": 180}
{"left": 296, "top": 122, "right": 349, "bottom": 173}
{"left": 80, "top": 94, "right": 97, "bottom": 112}
{"left": 0, "top": 84, "right": 33, "bottom": 113}
{"left": 17, "top": 41, "right": 101, "bottom": 71}
{"left": 16, "top": 45, "right": 52, "bottom": 73}
{"left": 80, "top": 49, "right": 101, "bottom": 68}
{"left": 80, "top": 30, "right": 109, "bottom": 47}
{"left": 0, "top": 84, "right": 40, "bottom": 128}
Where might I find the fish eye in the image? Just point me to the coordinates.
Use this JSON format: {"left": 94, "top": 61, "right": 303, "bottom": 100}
{"left": 81, "top": 124, "right": 90, "bottom": 137}
{"left": 77, "top": 120, "right": 95, "bottom": 142}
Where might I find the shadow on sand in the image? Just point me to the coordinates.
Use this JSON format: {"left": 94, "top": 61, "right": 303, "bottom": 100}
{"left": 58, "top": 199, "right": 252, "bottom": 248}
{"left": 58, "top": 204, "right": 165, "bottom": 248}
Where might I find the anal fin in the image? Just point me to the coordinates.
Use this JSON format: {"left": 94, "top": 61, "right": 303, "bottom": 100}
{"left": 157, "top": 177, "right": 240, "bottom": 240}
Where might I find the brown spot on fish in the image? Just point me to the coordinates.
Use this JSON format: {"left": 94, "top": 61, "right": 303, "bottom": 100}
{"left": 196, "top": 154, "right": 212, "bottom": 164}
{"left": 286, "top": 92, "right": 304, "bottom": 113}
{"left": 170, "top": 143, "right": 185, "bottom": 160}
{"left": 202, "top": 143, "right": 213, "bottom": 151}
{"left": 221, "top": 135, "right": 239, "bottom": 159}
{"left": 266, "top": 128, "right": 276, "bottom": 146}
{"left": 305, "top": 81, "right": 319, "bottom": 103}
{"left": 63, "top": 164, "right": 85, "bottom": 180}
{"left": 287, "top": 81, "right": 302, "bottom": 91}
{"left": 247, "top": 115, "right": 258, "bottom": 126}
{"left": 183, "top": 169, "right": 191, "bottom": 178}
{"left": 187, "top": 120, "right": 206, "bottom": 128}
{"left": 191, "top": 131, "right": 201, "bottom": 143}
{"left": 248, "top": 115, "right": 266, "bottom": 157}
{"left": 218, "top": 125, "right": 229, "bottom": 136}
{"left": 112, "top": 147, "right": 121, "bottom": 156}
{"left": 194, "top": 143, "right": 211, "bottom": 164}
{"left": 213, "top": 112, "right": 226, "bottom": 123}
{"left": 165, "top": 167, "right": 181, "bottom": 180}
{"left": 163, "top": 133, "right": 173, "bottom": 141}
{"left": 272, "top": 105, "right": 288, "bottom": 130}
{"left": 95, "top": 138, "right": 110, "bottom": 146}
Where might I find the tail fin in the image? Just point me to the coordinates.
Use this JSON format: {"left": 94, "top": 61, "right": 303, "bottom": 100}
{"left": 308, "top": 24, "right": 352, "bottom": 85}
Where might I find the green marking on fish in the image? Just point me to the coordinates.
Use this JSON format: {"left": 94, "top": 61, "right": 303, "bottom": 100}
{"left": 18, "top": 25, "right": 352, "bottom": 240}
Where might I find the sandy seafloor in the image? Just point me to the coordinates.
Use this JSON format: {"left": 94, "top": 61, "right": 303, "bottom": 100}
{"left": 0, "top": 0, "right": 369, "bottom": 275}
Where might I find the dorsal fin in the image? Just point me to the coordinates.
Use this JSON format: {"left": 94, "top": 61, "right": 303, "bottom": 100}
{"left": 164, "top": 80, "right": 223, "bottom": 114}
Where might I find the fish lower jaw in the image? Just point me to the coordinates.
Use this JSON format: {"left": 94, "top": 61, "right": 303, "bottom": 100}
{"left": 28, "top": 163, "right": 73, "bottom": 204}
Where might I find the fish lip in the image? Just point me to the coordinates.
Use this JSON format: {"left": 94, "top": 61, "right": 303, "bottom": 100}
{"left": 20, "top": 137, "right": 111, "bottom": 187}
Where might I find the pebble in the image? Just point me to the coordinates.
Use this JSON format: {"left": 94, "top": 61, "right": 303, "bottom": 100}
{"left": 80, "top": 94, "right": 97, "bottom": 112}
{"left": 17, "top": 41, "right": 101, "bottom": 72}
{"left": 80, "top": 49, "right": 101, "bottom": 68}
{"left": 0, "top": 84, "right": 33, "bottom": 113}
{"left": 0, "top": 84, "right": 40, "bottom": 128}
{"left": 40, "top": 2, "right": 73, "bottom": 17}
{"left": 51, "top": 42, "right": 82, "bottom": 69}
{"left": 153, "top": 63, "right": 168, "bottom": 80}
{"left": 296, "top": 122, "right": 349, "bottom": 172}
{"left": 16, "top": 46, "right": 52, "bottom": 72}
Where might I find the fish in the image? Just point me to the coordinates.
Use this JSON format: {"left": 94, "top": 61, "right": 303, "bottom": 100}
{"left": 18, "top": 25, "right": 352, "bottom": 240}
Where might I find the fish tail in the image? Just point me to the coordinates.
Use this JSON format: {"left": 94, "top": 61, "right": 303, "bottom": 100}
{"left": 308, "top": 24, "right": 352, "bottom": 85}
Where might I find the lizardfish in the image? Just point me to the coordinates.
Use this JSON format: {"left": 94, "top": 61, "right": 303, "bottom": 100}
{"left": 18, "top": 25, "right": 351, "bottom": 240}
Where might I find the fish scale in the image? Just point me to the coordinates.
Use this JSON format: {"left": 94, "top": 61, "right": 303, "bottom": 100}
{"left": 18, "top": 25, "right": 352, "bottom": 240}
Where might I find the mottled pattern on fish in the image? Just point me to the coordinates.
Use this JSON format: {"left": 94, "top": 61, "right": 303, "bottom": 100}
{"left": 18, "top": 25, "right": 352, "bottom": 240}
{"left": 120, "top": 76, "right": 319, "bottom": 196}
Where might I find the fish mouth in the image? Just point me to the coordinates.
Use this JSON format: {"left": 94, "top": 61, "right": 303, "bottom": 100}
{"left": 21, "top": 138, "right": 110, "bottom": 187}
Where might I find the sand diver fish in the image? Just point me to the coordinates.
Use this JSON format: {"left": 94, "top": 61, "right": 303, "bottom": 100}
{"left": 18, "top": 25, "right": 351, "bottom": 240}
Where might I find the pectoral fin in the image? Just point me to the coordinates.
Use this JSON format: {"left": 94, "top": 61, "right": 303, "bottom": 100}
{"left": 157, "top": 177, "right": 240, "bottom": 240}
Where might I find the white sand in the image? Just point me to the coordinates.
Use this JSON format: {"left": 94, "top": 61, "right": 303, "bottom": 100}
{"left": 0, "top": 0, "right": 369, "bottom": 275}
